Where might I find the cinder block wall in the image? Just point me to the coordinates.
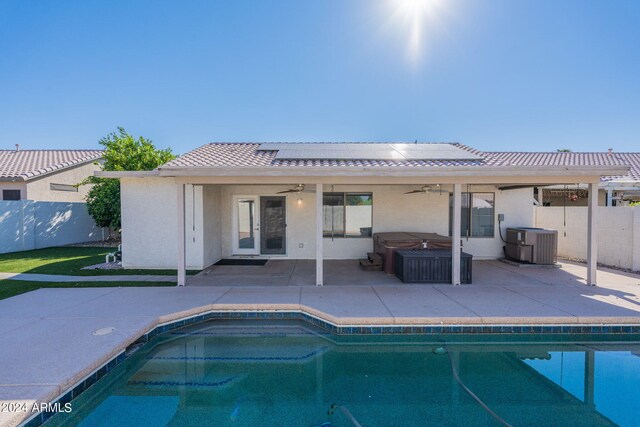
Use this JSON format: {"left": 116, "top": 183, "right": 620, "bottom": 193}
{"left": 535, "top": 206, "right": 640, "bottom": 271}
{"left": 0, "top": 200, "right": 105, "bottom": 254}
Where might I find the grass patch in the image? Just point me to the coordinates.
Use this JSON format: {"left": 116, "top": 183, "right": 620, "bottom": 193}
{"left": 0, "top": 279, "right": 175, "bottom": 301}
{"left": 0, "top": 247, "right": 198, "bottom": 276}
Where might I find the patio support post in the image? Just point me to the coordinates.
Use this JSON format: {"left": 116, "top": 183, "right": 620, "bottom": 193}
{"left": 315, "top": 183, "right": 323, "bottom": 286}
{"left": 452, "top": 183, "right": 462, "bottom": 285}
{"left": 587, "top": 181, "right": 598, "bottom": 286}
{"left": 177, "top": 183, "right": 187, "bottom": 287}
{"left": 606, "top": 188, "right": 613, "bottom": 206}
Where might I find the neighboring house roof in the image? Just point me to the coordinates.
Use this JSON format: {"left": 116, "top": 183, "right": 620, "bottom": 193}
{"left": 0, "top": 149, "right": 103, "bottom": 181}
{"left": 484, "top": 151, "right": 627, "bottom": 169}
{"left": 162, "top": 142, "right": 629, "bottom": 169}
{"left": 600, "top": 153, "right": 640, "bottom": 183}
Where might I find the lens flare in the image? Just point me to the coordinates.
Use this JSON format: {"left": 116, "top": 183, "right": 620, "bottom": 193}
{"left": 387, "top": 0, "right": 443, "bottom": 64}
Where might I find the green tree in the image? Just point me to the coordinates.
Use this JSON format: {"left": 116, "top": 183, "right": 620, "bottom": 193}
{"left": 556, "top": 148, "right": 572, "bottom": 152}
{"left": 83, "top": 128, "right": 175, "bottom": 229}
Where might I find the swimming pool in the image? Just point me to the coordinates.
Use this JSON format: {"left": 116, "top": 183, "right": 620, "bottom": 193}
{"left": 44, "top": 320, "right": 640, "bottom": 427}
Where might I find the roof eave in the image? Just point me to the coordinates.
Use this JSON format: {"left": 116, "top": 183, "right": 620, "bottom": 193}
{"left": 155, "top": 165, "right": 630, "bottom": 178}
{"left": 3, "top": 156, "right": 103, "bottom": 182}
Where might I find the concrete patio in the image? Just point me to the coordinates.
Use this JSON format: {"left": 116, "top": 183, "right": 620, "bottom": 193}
{"left": 1, "top": 260, "right": 640, "bottom": 426}
{"left": 189, "top": 258, "right": 639, "bottom": 288}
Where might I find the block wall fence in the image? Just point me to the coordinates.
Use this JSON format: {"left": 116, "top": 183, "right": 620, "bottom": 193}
{"left": 535, "top": 206, "right": 640, "bottom": 271}
{"left": 0, "top": 200, "right": 105, "bottom": 254}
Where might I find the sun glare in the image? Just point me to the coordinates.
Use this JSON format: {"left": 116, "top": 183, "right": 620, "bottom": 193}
{"left": 387, "top": 0, "right": 443, "bottom": 64}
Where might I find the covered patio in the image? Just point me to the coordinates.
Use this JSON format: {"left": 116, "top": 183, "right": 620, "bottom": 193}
{"left": 103, "top": 143, "right": 631, "bottom": 288}
{"left": 171, "top": 178, "right": 606, "bottom": 288}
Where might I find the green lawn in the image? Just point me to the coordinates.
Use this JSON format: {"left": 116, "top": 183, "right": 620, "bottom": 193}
{"left": 0, "top": 279, "right": 175, "bottom": 301}
{"left": 0, "top": 247, "right": 198, "bottom": 276}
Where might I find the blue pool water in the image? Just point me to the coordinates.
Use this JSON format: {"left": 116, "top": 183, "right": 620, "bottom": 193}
{"left": 45, "top": 321, "right": 640, "bottom": 426}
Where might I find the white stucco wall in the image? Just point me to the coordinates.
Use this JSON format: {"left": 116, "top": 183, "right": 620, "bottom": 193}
{"left": 203, "top": 185, "right": 222, "bottom": 267}
{"left": 24, "top": 162, "right": 101, "bottom": 202}
{"left": 119, "top": 179, "right": 537, "bottom": 268}
{"left": 535, "top": 206, "right": 640, "bottom": 270}
{"left": 121, "top": 177, "right": 208, "bottom": 269}
{"left": 0, "top": 182, "right": 27, "bottom": 200}
{"left": 460, "top": 187, "right": 535, "bottom": 259}
{"left": 219, "top": 184, "right": 535, "bottom": 260}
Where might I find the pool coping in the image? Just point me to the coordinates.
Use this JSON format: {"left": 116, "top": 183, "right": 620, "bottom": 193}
{"left": 20, "top": 306, "right": 640, "bottom": 427}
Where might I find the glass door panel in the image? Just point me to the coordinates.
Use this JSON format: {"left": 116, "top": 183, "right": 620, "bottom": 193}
{"left": 234, "top": 197, "right": 259, "bottom": 254}
{"left": 260, "top": 196, "right": 286, "bottom": 255}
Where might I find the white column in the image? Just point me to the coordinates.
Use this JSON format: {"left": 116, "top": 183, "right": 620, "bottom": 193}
{"left": 587, "top": 181, "right": 598, "bottom": 286}
{"left": 315, "top": 183, "right": 324, "bottom": 286}
{"left": 452, "top": 183, "right": 462, "bottom": 285}
{"left": 606, "top": 188, "right": 613, "bottom": 206}
{"left": 177, "top": 183, "right": 187, "bottom": 286}
{"left": 537, "top": 187, "right": 544, "bottom": 206}
{"left": 633, "top": 208, "right": 640, "bottom": 272}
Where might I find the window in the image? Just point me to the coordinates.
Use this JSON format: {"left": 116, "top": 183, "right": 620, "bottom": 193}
{"left": 50, "top": 183, "right": 78, "bottom": 192}
{"left": 2, "top": 189, "right": 21, "bottom": 200}
{"left": 449, "top": 192, "right": 495, "bottom": 238}
{"left": 323, "top": 193, "right": 372, "bottom": 238}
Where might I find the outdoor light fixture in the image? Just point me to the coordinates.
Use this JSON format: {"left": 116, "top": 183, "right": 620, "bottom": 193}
{"left": 297, "top": 196, "right": 303, "bottom": 206}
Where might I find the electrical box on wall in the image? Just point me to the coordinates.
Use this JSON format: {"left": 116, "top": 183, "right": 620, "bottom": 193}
{"left": 498, "top": 214, "right": 505, "bottom": 222}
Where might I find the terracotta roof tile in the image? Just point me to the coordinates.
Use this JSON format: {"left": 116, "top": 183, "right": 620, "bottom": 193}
{"left": 0, "top": 149, "right": 103, "bottom": 181}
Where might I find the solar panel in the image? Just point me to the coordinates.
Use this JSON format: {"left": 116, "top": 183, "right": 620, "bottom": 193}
{"left": 257, "top": 143, "right": 483, "bottom": 161}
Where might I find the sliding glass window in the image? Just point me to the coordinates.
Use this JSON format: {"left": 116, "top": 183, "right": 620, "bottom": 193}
{"left": 449, "top": 192, "right": 495, "bottom": 238}
{"left": 323, "top": 193, "right": 372, "bottom": 238}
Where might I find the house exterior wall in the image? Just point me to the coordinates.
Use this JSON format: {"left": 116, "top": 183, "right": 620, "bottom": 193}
{"left": 462, "top": 187, "right": 535, "bottom": 259}
{"left": 0, "top": 182, "right": 27, "bottom": 200}
{"left": 219, "top": 184, "right": 535, "bottom": 260}
{"left": 119, "top": 178, "right": 536, "bottom": 269}
{"left": 121, "top": 177, "right": 207, "bottom": 269}
{"left": 535, "top": 206, "right": 640, "bottom": 270}
{"left": 23, "top": 162, "right": 101, "bottom": 202}
{"left": 202, "top": 184, "right": 222, "bottom": 267}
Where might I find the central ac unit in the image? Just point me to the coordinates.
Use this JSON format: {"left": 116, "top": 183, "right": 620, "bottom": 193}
{"left": 505, "top": 227, "right": 558, "bottom": 265}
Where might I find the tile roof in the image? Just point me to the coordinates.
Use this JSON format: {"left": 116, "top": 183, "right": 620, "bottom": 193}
{"left": 600, "top": 153, "right": 640, "bottom": 182}
{"left": 162, "top": 143, "right": 632, "bottom": 173}
{"left": 0, "top": 149, "right": 103, "bottom": 181}
{"left": 163, "top": 142, "right": 507, "bottom": 168}
{"left": 483, "top": 151, "right": 628, "bottom": 168}
{"left": 486, "top": 151, "right": 640, "bottom": 182}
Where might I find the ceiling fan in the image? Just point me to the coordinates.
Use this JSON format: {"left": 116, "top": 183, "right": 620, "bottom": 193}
{"left": 277, "top": 184, "right": 305, "bottom": 194}
{"left": 404, "top": 184, "right": 444, "bottom": 195}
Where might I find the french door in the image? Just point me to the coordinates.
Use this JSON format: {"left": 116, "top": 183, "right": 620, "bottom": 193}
{"left": 232, "top": 196, "right": 286, "bottom": 255}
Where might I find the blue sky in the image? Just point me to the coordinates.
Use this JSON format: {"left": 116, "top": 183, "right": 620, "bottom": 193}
{"left": 0, "top": 0, "right": 638, "bottom": 154}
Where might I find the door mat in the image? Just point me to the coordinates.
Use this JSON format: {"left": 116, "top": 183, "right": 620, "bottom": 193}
{"left": 214, "top": 259, "right": 268, "bottom": 266}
